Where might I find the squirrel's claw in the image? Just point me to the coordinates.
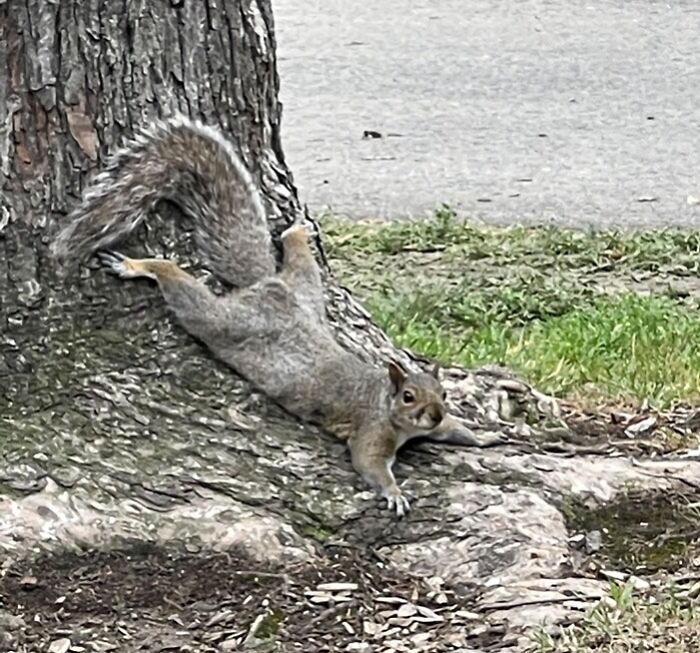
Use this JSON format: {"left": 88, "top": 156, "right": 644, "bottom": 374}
{"left": 97, "top": 250, "right": 135, "bottom": 278}
{"left": 383, "top": 487, "right": 410, "bottom": 519}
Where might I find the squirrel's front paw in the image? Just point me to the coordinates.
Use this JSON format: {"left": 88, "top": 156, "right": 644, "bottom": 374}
{"left": 97, "top": 250, "right": 137, "bottom": 279}
{"left": 383, "top": 486, "right": 410, "bottom": 518}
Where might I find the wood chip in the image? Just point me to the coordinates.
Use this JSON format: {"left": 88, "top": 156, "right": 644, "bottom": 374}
{"left": 48, "top": 639, "right": 71, "bottom": 653}
{"left": 411, "top": 632, "right": 433, "bottom": 645}
{"left": 19, "top": 575, "right": 38, "bottom": 588}
{"left": 242, "top": 613, "right": 266, "bottom": 647}
{"left": 332, "top": 595, "right": 354, "bottom": 603}
{"left": 375, "top": 596, "right": 406, "bottom": 605}
{"left": 455, "top": 610, "right": 481, "bottom": 620}
{"left": 413, "top": 615, "right": 444, "bottom": 624}
{"left": 317, "top": 582, "right": 358, "bottom": 592}
{"left": 625, "top": 415, "right": 657, "bottom": 436}
{"left": 416, "top": 605, "right": 443, "bottom": 621}
{"left": 363, "top": 621, "right": 381, "bottom": 636}
{"left": 345, "top": 644, "right": 372, "bottom": 653}
{"left": 396, "top": 603, "right": 417, "bottom": 618}
{"left": 309, "top": 594, "right": 334, "bottom": 604}
{"left": 168, "top": 613, "right": 185, "bottom": 627}
{"left": 686, "top": 581, "right": 700, "bottom": 599}
{"left": 601, "top": 569, "right": 627, "bottom": 582}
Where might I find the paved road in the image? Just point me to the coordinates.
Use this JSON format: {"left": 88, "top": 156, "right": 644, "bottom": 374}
{"left": 274, "top": 0, "right": 700, "bottom": 228}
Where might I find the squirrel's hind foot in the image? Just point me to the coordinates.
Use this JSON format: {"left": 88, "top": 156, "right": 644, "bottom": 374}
{"left": 97, "top": 250, "right": 150, "bottom": 280}
{"left": 280, "top": 222, "right": 310, "bottom": 243}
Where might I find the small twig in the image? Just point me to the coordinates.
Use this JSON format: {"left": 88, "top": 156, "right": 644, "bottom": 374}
{"left": 163, "top": 595, "right": 185, "bottom": 611}
{"left": 673, "top": 574, "right": 700, "bottom": 584}
{"left": 629, "top": 461, "right": 700, "bottom": 490}
{"left": 300, "top": 599, "right": 358, "bottom": 634}
{"left": 233, "top": 570, "right": 291, "bottom": 581}
{"left": 476, "top": 594, "right": 602, "bottom": 612}
{"left": 538, "top": 442, "right": 613, "bottom": 455}
{"left": 242, "top": 612, "right": 267, "bottom": 647}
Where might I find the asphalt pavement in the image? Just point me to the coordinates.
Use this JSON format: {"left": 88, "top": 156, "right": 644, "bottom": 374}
{"left": 275, "top": 0, "right": 699, "bottom": 228}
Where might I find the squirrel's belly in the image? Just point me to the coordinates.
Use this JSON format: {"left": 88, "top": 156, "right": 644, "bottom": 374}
{"left": 211, "top": 336, "right": 357, "bottom": 439}
{"left": 274, "top": 389, "right": 354, "bottom": 441}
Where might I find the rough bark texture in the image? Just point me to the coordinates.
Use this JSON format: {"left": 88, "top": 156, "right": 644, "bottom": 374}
{"left": 2, "top": 2, "right": 700, "bottom": 651}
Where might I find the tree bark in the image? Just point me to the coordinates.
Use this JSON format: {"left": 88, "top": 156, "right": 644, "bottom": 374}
{"left": 0, "top": 0, "right": 551, "bottom": 466}
{"left": 1, "top": 0, "right": 474, "bottom": 541}
{"left": 4, "top": 1, "right": 697, "bottom": 646}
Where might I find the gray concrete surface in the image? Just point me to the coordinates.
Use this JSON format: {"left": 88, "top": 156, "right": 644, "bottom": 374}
{"left": 274, "top": 0, "right": 700, "bottom": 228}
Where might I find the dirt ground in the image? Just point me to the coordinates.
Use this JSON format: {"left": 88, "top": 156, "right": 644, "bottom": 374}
{"left": 0, "top": 542, "right": 503, "bottom": 653}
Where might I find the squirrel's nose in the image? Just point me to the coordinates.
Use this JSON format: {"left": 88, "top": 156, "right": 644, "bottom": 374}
{"left": 429, "top": 404, "right": 444, "bottom": 426}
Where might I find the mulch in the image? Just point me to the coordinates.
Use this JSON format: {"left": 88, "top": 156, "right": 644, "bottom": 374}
{"left": 0, "top": 542, "right": 504, "bottom": 653}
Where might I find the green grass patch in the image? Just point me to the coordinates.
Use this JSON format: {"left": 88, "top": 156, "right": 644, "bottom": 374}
{"left": 322, "top": 208, "right": 700, "bottom": 407}
{"left": 322, "top": 205, "right": 700, "bottom": 273}
{"left": 372, "top": 292, "right": 700, "bottom": 407}
{"left": 535, "top": 582, "right": 700, "bottom": 652}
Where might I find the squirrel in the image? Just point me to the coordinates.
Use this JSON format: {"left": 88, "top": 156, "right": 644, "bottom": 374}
{"left": 51, "top": 114, "right": 504, "bottom": 517}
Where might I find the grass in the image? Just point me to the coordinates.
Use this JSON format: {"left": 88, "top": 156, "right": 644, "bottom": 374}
{"left": 322, "top": 204, "right": 700, "bottom": 272}
{"left": 373, "top": 293, "right": 700, "bottom": 406}
{"left": 322, "top": 207, "right": 700, "bottom": 408}
{"left": 323, "top": 208, "right": 700, "bottom": 649}
{"left": 534, "top": 581, "right": 700, "bottom": 652}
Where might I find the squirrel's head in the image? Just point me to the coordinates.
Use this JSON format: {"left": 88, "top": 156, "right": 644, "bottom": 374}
{"left": 386, "top": 361, "right": 447, "bottom": 435}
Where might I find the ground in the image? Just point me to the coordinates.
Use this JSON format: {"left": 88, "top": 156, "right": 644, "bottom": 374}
{"left": 321, "top": 213, "right": 700, "bottom": 651}
{"left": 1, "top": 543, "right": 498, "bottom": 652}
{"left": 3, "top": 214, "right": 700, "bottom": 652}
{"left": 275, "top": 0, "right": 700, "bottom": 228}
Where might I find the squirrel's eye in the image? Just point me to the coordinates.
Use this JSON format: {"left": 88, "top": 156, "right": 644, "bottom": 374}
{"left": 402, "top": 390, "right": 415, "bottom": 404}
{"left": 442, "top": 391, "right": 447, "bottom": 401}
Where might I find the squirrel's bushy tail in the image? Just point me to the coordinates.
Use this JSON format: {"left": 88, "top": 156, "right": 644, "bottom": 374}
{"left": 51, "top": 114, "right": 276, "bottom": 287}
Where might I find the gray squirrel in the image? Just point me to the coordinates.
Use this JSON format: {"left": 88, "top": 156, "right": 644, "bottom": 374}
{"left": 52, "top": 115, "right": 503, "bottom": 517}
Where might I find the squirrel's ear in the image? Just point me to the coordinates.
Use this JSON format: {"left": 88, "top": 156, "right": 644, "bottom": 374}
{"left": 431, "top": 362, "right": 441, "bottom": 379}
{"left": 387, "top": 361, "right": 407, "bottom": 394}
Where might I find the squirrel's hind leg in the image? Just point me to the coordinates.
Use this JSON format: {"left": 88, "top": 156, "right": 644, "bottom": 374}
{"left": 279, "top": 224, "right": 325, "bottom": 318}
{"left": 98, "top": 250, "right": 158, "bottom": 280}
{"left": 99, "top": 251, "right": 224, "bottom": 341}
{"left": 99, "top": 251, "right": 197, "bottom": 288}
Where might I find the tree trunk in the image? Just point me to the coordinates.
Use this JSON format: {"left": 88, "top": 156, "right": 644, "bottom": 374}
{"left": 2, "top": 1, "right": 699, "bottom": 648}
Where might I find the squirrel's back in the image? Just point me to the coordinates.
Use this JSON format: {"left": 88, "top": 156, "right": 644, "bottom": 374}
{"left": 51, "top": 114, "right": 276, "bottom": 287}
